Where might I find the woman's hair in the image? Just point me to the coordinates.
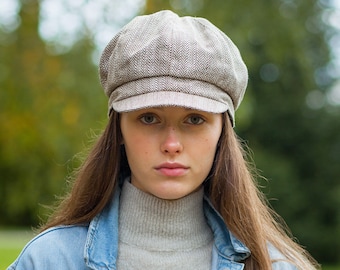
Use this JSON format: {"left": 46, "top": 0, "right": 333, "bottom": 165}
{"left": 41, "top": 111, "right": 319, "bottom": 270}
{"left": 207, "top": 114, "right": 319, "bottom": 269}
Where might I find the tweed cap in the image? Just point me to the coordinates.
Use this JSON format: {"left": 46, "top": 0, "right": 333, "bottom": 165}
{"left": 99, "top": 10, "right": 248, "bottom": 126}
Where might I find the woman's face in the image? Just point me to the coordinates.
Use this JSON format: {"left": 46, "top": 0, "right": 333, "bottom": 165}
{"left": 120, "top": 106, "right": 222, "bottom": 200}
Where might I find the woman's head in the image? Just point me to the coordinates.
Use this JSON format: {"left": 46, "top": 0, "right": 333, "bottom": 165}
{"left": 97, "top": 10, "right": 249, "bottom": 199}
{"left": 95, "top": 11, "right": 248, "bottom": 199}
{"left": 99, "top": 10, "right": 248, "bottom": 127}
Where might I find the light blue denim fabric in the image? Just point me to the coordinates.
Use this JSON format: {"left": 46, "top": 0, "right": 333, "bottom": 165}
{"left": 8, "top": 186, "right": 297, "bottom": 270}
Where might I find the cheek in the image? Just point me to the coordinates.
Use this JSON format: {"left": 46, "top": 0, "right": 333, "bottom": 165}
{"left": 204, "top": 131, "right": 221, "bottom": 161}
{"left": 202, "top": 130, "right": 221, "bottom": 152}
{"left": 193, "top": 136, "right": 219, "bottom": 164}
{"left": 124, "top": 134, "right": 154, "bottom": 162}
{"left": 205, "top": 141, "right": 218, "bottom": 161}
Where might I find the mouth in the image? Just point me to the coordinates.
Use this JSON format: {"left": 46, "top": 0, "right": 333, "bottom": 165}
{"left": 154, "top": 162, "right": 189, "bottom": 177}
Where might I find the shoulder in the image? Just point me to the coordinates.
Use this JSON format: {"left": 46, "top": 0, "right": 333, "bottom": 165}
{"left": 7, "top": 225, "right": 88, "bottom": 270}
{"left": 268, "top": 243, "right": 298, "bottom": 270}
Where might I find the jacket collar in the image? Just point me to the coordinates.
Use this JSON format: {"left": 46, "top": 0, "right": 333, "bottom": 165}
{"left": 203, "top": 195, "right": 250, "bottom": 262}
{"left": 84, "top": 187, "right": 121, "bottom": 270}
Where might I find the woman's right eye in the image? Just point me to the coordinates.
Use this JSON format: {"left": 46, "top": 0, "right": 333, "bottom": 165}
{"left": 139, "top": 114, "right": 159, "bottom": 124}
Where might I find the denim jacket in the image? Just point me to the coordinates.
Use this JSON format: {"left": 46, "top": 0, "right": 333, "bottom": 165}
{"left": 8, "top": 186, "right": 297, "bottom": 270}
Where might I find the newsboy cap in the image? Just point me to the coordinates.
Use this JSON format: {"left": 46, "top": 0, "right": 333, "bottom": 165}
{"left": 99, "top": 10, "right": 248, "bottom": 126}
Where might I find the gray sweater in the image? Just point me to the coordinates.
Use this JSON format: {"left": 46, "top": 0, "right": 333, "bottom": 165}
{"left": 117, "top": 181, "right": 213, "bottom": 269}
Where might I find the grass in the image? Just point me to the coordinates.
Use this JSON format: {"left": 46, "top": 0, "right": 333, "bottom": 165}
{"left": 0, "top": 248, "right": 22, "bottom": 269}
{"left": 0, "top": 229, "right": 34, "bottom": 270}
{"left": 0, "top": 229, "right": 339, "bottom": 270}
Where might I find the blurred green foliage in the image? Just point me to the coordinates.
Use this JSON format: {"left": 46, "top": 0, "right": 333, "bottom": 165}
{"left": 0, "top": 0, "right": 339, "bottom": 266}
{"left": 0, "top": 0, "right": 107, "bottom": 225}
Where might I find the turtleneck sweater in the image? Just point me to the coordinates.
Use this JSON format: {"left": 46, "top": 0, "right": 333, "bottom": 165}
{"left": 117, "top": 180, "right": 214, "bottom": 270}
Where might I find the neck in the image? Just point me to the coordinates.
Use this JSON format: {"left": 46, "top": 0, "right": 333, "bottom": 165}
{"left": 118, "top": 180, "right": 212, "bottom": 251}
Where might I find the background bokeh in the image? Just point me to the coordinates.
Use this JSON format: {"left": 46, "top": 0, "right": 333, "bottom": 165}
{"left": 1, "top": 0, "right": 340, "bottom": 266}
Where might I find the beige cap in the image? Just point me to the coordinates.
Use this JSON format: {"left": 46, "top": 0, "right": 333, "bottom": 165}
{"left": 99, "top": 10, "right": 248, "bottom": 126}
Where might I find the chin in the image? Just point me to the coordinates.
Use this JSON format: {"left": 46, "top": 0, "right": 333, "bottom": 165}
{"left": 157, "top": 193, "right": 185, "bottom": 200}
{"left": 150, "top": 185, "right": 195, "bottom": 200}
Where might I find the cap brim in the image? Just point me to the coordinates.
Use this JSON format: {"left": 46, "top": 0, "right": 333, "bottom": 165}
{"left": 108, "top": 76, "right": 235, "bottom": 125}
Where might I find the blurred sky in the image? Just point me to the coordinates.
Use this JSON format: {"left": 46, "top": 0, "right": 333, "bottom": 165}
{"left": 0, "top": 0, "right": 340, "bottom": 103}
{"left": 0, "top": 0, "right": 143, "bottom": 53}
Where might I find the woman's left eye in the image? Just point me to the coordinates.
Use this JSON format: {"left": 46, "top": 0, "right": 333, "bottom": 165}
{"left": 186, "top": 115, "right": 205, "bottom": 125}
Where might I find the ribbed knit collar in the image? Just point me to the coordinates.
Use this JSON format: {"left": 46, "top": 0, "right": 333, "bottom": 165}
{"left": 118, "top": 180, "right": 213, "bottom": 251}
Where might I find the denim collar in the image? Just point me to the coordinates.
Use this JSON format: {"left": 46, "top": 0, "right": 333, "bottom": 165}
{"left": 203, "top": 195, "right": 250, "bottom": 262}
{"left": 84, "top": 187, "right": 120, "bottom": 269}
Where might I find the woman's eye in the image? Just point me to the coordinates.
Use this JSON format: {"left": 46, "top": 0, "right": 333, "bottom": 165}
{"left": 139, "top": 114, "right": 158, "bottom": 124}
{"left": 186, "top": 115, "right": 205, "bottom": 125}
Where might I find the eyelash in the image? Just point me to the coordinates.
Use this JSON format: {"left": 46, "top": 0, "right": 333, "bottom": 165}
{"left": 138, "top": 113, "right": 205, "bottom": 125}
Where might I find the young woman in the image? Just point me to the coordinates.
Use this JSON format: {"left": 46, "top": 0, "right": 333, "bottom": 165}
{"left": 8, "top": 10, "right": 319, "bottom": 270}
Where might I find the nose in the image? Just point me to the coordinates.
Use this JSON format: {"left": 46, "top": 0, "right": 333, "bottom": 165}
{"left": 160, "top": 127, "right": 183, "bottom": 155}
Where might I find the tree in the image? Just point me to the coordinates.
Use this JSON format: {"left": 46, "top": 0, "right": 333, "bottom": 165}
{"left": 0, "top": 0, "right": 106, "bottom": 226}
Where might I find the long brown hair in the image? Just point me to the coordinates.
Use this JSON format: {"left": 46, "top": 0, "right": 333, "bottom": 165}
{"left": 41, "top": 111, "right": 319, "bottom": 270}
{"left": 207, "top": 114, "right": 319, "bottom": 269}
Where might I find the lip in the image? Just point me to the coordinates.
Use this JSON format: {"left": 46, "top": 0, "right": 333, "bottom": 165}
{"left": 155, "top": 162, "right": 189, "bottom": 177}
